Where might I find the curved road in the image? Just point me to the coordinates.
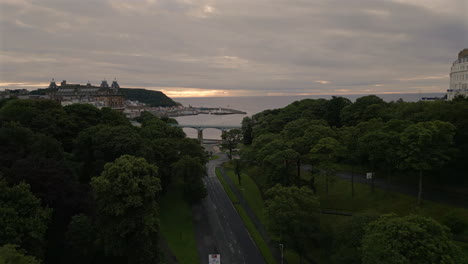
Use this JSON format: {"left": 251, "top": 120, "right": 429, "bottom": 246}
{"left": 192, "top": 144, "right": 265, "bottom": 264}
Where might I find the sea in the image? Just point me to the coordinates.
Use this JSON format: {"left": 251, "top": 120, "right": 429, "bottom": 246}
{"left": 174, "top": 93, "right": 445, "bottom": 140}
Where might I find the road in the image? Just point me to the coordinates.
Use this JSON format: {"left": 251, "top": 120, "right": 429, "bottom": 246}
{"left": 192, "top": 144, "right": 265, "bottom": 264}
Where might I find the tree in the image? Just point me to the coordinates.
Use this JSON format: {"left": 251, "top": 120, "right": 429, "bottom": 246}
{"left": 63, "top": 103, "right": 101, "bottom": 128}
{"left": 252, "top": 134, "right": 283, "bottom": 162}
{"left": 288, "top": 123, "right": 335, "bottom": 181}
{"left": 310, "top": 137, "right": 344, "bottom": 194}
{"left": 0, "top": 244, "right": 40, "bottom": 264}
{"left": 74, "top": 125, "right": 144, "bottom": 180}
{"left": 331, "top": 213, "right": 379, "bottom": 264}
{"left": 265, "top": 185, "right": 320, "bottom": 263}
{"left": 358, "top": 131, "right": 393, "bottom": 192}
{"left": 337, "top": 126, "right": 362, "bottom": 197}
{"left": 120, "top": 88, "right": 177, "bottom": 107}
{"left": 0, "top": 181, "right": 52, "bottom": 258}
{"left": 0, "top": 99, "right": 70, "bottom": 145}
{"left": 174, "top": 138, "right": 209, "bottom": 165}
{"left": 362, "top": 214, "right": 463, "bottom": 264}
{"left": 142, "top": 138, "right": 180, "bottom": 192}
{"left": 221, "top": 128, "right": 243, "bottom": 160}
{"left": 100, "top": 107, "right": 130, "bottom": 126}
{"left": 241, "top": 116, "right": 254, "bottom": 145}
{"left": 8, "top": 134, "right": 85, "bottom": 214}
{"left": 140, "top": 118, "right": 185, "bottom": 139}
{"left": 62, "top": 104, "right": 102, "bottom": 148}
{"left": 322, "top": 96, "right": 352, "bottom": 127}
{"left": 0, "top": 122, "right": 35, "bottom": 169}
{"left": 65, "top": 214, "right": 95, "bottom": 264}
{"left": 171, "top": 156, "right": 207, "bottom": 203}
{"left": 280, "top": 119, "right": 318, "bottom": 181}
{"left": 341, "top": 95, "right": 387, "bottom": 126}
{"left": 91, "top": 155, "right": 161, "bottom": 264}
{"left": 234, "top": 158, "right": 242, "bottom": 185}
{"left": 264, "top": 148, "right": 299, "bottom": 186}
{"left": 399, "top": 121, "right": 456, "bottom": 205}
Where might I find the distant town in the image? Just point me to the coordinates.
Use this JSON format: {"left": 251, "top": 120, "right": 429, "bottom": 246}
{"left": 0, "top": 79, "right": 246, "bottom": 119}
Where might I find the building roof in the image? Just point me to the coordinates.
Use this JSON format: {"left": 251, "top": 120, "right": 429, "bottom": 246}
{"left": 458, "top": 49, "right": 468, "bottom": 59}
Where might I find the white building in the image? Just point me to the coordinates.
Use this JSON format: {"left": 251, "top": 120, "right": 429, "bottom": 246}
{"left": 447, "top": 49, "right": 468, "bottom": 100}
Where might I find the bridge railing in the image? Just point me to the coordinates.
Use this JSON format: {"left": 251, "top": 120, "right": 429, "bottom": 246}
{"left": 173, "top": 124, "right": 241, "bottom": 142}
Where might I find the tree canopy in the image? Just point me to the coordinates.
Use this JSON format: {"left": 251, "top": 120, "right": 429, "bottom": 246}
{"left": 0, "top": 181, "right": 52, "bottom": 258}
{"left": 362, "top": 214, "right": 462, "bottom": 264}
{"left": 0, "top": 100, "right": 207, "bottom": 263}
{"left": 0, "top": 244, "right": 40, "bottom": 264}
{"left": 91, "top": 155, "right": 161, "bottom": 263}
{"left": 264, "top": 184, "right": 320, "bottom": 259}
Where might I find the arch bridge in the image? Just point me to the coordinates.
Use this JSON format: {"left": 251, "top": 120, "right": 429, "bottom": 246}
{"left": 175, "top": 124, "right": 241, "bottom": 142}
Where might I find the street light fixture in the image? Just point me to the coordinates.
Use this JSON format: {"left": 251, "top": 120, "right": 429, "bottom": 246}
{"left": 279, "top": 243, "right": 284, "bottom": 264}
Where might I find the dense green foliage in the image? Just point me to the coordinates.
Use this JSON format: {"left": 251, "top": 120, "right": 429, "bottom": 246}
{"left": 242, "top": 95, "right": 468, "bottom": 189}
{"left": 121, "top": 88, "right": 177, "bottom": 107}
{"left": 0, "top": 244, "right": 40, "bottom": 264}
{"left": 65, "top": 214, "right": 95, "bottom": 264}
{"left": 171, "top": 156, "right": 207, "bottom": 203}
{"left": 0, "top": 99, "right": 207, "bottom": 264}
{"left": 240, "top": 95, "right": 468, "bottom": 263}
{"left": 221, "top": 128, "right": 243, "bottom": 160}
{"left": 362, "top": 214, "right": 462, "bottom": 264}
{"left": 331, "top": 213, "right": 379, "bottom": 264}
{"left": 0, "top": 181, "right": 51, "bottom": 258}
{"left": 264, "top": 184, "right": 320, "bottom": 260}
{"left": 92, "top": 155, "right": 161, "bottom": 264}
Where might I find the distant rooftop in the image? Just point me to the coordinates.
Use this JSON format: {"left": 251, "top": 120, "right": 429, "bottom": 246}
{"left": 48, "top": 79, "right": 120, "bottom": 89}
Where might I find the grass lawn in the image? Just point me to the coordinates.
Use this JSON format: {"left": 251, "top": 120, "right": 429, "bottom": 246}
{"left": 233, "top": 164, "right": 468, "bottom": 263}
{"left": 309, "top": 172, "right": 468, "bottom": 225}
{"left": 160, "top": 185, "right": 199, "bottom": 264}
{"left": 209, "top": 155, "right": 219, "bottom": 160}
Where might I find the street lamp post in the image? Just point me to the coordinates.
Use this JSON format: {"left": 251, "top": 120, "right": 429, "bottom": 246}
{"left": 279, "top": 243, "right": 284, "bottom": 264}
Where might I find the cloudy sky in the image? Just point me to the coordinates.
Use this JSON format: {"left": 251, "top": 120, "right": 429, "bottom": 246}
{"left": 0, "top": 0, "right": 467, "bottom": 97}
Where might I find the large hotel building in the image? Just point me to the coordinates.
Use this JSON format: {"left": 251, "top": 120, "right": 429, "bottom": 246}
{"left": 47, "top": 79, "right": 124, "bottom": 109}
{"left": 447, "top": 49, "right": 468, "bottom": 100}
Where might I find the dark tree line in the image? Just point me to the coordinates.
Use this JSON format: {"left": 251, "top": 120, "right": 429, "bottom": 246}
{"left": 240, "top": 95, "right": 468, "bottom": 263}
{"left": 0, "top": 99, "right": 207, "bottom": 263}
{"left": 241, "top": 95, "right": 468, "bottom": 196}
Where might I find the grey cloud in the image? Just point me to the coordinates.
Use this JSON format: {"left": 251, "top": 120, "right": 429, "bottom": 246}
{"left": 0, "top": 0, "right": 465, "bottom": 95}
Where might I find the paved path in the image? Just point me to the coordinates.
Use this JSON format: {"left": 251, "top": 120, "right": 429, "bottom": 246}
{"left": 192, "top": 145, "right": 265, "bottom": 264}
